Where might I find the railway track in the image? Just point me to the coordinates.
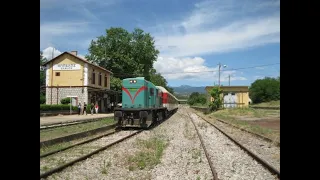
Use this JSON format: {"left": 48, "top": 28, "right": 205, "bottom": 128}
{"left": 188, "top": 112, "right": 219, "bottom": 180}
{"left": 40, "top": 117, "right": 114, "bottom": 130}
{"left": 187, "top": 111, "right": 280, "bottom": 179}
{"left": 192, "top": 110, "right": 280, "bottom": 146}
{"left": 40, "top": 130, "right": 117, "bottom": 158}
{"left": 215, "top": 117, "right": 280, "bottom": 146}
{"left": 40, "top": 124, "right": 116, "bottom": 148}
{"left": 40, "top": 130, "right": 143, "bottom": 179}
{"left": 40, "top": 112, "right": 175, "bottom": 179}
{"left": 194, "top": 107, "right": 280, "bottom": 147}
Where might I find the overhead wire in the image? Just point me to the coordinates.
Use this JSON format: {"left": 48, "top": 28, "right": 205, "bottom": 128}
{"left": 108, "top": 63, "right": 280, "bottom": 77}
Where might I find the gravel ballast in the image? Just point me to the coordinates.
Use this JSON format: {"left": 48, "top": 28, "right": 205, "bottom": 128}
{"left": 40, "top": 130, "right": 138, "bottom": 175}
{"left": 45, "top": 111, "right": 213, "bottom": 180}
{"left": 187, "top": 109, "right": 277, "bottom": 180}
{"left": 203, "top": 115, "right": 280, "bottom": 171}
{"left": 42, "top": 106, "right": 278, "bottom": 180}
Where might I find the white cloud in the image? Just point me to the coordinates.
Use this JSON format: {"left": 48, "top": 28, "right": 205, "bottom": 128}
{"left": 42, "top": 47, "right": 62, "bottom": 60}
{"left": 155, "top": 15, "right": 279, "bottom": 57}
{"left": 40, "top": 21, "right": 91, "bottom": 49}
{"left": 154, "top": 56, "right": 246, "bottom": 82}
{"left": 150, "top": 0, "right": 279, "bottom": 81}
{"left": 41, "top": 47, "right": 86, "bottom": 60}
{"left": 150, "top": 0, "right": 279, "bottom": 57}
{"left": 40, "top": 0, "right": 279, "bottom": 83}
{"left": 255, "top": 67, "right": 265, "bottom": 70}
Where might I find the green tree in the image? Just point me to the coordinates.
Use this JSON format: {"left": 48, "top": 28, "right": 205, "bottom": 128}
{"left": 174, "top": 94, "right": 188, "bottom": 100}
{"left": 131, "top": 28, "right": 159, "bottom": 81}
{"left": 40, "top": 94, "right": 46, "bottom": 104}
{"left": 208, "top": 86, "right": 223, "bottom": 111}
{"left": 150, "top": 68, "right": 174, "bottom": 94}
{"left": 40, "top": 51, "right": 47, "bottom": 65}
{"left": 85, "top": 27, "right": 159, "bottom": 81}
{"left": 249, "top": 77, "right": 280, "bottom": 104}
{"left": 188, "top": 92, "right": 200, "bottom": 105}
{"left": 86, "top": 27, "right": 136, "bottom": 78}
{"left": 40, "top": 51, "right": 47, "bottom": 88}
{"left": 110, "top": 76, "right": 122, "bottom": 91}
{"left": 187, "top": 92, "right": 207, "bottom": 106}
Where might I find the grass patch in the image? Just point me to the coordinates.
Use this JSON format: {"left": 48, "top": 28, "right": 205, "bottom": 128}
{"left": 183, "top": 122, "right": 197, "bottom": 140}
{"left": 41, "top": 165, "right": 49, "bottom": 172}
{"left": 127, "top": 136, "right": 168, "bottom": 171}
{"left": 40, "top": 118, "right": 114, "bottom": 141}
{"left": 212, "top": 107, "right": 279, "bottom": 119}
{"left": 251, "top": 100, "right": 280, "bottom": 107}
{"left": 191, "top": 148, "right": 201, "bottom": 159}
{"left": 206, "top": 109, "right": 279, "bottom": 141}
{"left": 191, "top": 107, "right": 280, "bottom": 142}
{"left": 190, "top": 148, "right": 202, "bottom": 163}
{"left": 40, "top": 129, "right": 114, "bottom": 155}
{"left": 40, "top": 141, "right": 72, "bottom": 155}
{"left": 100, "top": 159, "right": 111, "bottom": 174}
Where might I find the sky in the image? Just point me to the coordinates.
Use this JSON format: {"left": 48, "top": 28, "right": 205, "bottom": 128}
{"left": 40, "top": 0, "right": 280, "bottom": 87}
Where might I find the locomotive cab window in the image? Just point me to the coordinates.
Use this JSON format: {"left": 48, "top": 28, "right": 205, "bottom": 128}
{"left": 150, "top": 88, "right": 154, "bottom": 96}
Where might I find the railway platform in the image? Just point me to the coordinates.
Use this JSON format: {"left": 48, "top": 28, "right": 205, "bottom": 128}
{"left": 40, "top": 113, "right": 114, "bottom": 126}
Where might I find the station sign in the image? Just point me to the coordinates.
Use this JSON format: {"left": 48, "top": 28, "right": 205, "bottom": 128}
{"left": 53, "top": 64, "right": 81, "bottom": 71}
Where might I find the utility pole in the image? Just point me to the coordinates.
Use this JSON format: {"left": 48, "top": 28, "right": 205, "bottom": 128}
{"left": 218, "top": 63, "right": 227, "bottom": 86}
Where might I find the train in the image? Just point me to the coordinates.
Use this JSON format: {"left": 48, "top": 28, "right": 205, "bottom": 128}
{"left": 114, "top": 77, "right": 179, "bottom": 129}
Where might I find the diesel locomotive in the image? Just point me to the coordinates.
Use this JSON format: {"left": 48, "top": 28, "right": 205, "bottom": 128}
{"left": 114, "top": 77, "right": 179, "bottom": 128}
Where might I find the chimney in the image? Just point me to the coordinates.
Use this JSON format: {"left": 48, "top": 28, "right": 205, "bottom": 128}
{"left": 70, "top": 51, "right": 78, "bottom": 56}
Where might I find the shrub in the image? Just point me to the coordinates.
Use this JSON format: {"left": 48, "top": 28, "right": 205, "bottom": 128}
{"left": 40, "top": 95, "right": 46, "bottom": 104}
{"left": 40, "top": 104, "right": 77, "bottom": 111}
{"left": 249, "top": 77, "right": 280, "bottom": 104}
{"left": 208, "top": 86, "right": 223, "bottom": 111}
{"left": 60, "top": 97, "right": 71, "bottom": 104}
{"left": 187, "top": 92, "right": 207, "bottom": 106}
{"left": 86, "top": 104, "right": 92, "bottom": 114}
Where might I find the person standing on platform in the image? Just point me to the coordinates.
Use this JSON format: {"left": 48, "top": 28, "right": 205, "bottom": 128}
{"left": 78, "top": 102, "right": 81, "bottom": 115}
{"left": 83, "top": 102, "right": 87, "bottom": 115}
{"left": 90, "top": 102, "right": 94, "bottom": 115}
{"left": 95, "top": 103, "right": 99, "bottom": 114}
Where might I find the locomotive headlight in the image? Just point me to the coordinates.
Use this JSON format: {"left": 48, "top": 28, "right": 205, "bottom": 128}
{"left": 133, "top": 80, "right": 137, "bottom": 83}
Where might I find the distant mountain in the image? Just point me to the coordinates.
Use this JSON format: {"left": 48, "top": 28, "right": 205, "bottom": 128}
{"left": 172, "top": 85, "right": 207, "bottom": 96}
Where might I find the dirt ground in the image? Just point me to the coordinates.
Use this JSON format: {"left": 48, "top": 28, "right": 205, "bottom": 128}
{"left": 247, "top": 118, "right": 280, "bottom": 131}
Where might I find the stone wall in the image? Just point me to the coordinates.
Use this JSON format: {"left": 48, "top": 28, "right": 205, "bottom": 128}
{"left": 46, "top": 87, "right": 88, "bottom": 105}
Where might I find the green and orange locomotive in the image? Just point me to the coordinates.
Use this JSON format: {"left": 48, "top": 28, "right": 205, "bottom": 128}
{"left": 114, "top": 77, "right": 179, "bottom": 128}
